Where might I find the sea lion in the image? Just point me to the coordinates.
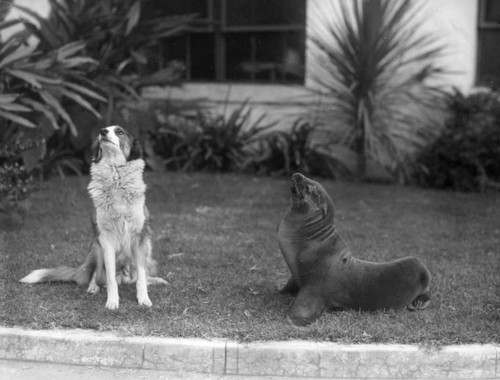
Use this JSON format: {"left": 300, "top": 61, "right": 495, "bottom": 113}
{"left": 277, "top": 173, "right": 431, "bottom": 327}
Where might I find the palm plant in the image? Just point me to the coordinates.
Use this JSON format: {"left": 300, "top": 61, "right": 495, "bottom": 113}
{"left": 308, "top": 0, "right": 451, "bottom": 181}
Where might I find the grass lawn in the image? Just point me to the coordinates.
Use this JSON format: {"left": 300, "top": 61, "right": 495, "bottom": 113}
{"left": 1, "top": 172, "right": 499, "bottom": 345}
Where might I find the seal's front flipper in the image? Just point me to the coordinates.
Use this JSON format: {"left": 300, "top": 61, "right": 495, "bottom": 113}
{"left": 407, "top": 292, "right": 431, "bottom": 311}
{"left": 287, "top": 286, "right": 326, "bottom": 327}
{"left": 279, "top": 277, "right": 299, "bottom": 295}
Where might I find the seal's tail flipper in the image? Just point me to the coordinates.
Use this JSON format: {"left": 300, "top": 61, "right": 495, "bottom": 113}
{"left": 20, "top": 251, "right": 95, "bottom": 286}
{"left": 407, "top": 293, "right": 431, "bottom": 311}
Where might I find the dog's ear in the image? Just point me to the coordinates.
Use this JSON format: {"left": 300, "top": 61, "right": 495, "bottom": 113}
{"left": 127, "top": 137, "right": 143, "bottom": 161}
{"left": 91, "top": 137, "right": 102, "bottom": 163}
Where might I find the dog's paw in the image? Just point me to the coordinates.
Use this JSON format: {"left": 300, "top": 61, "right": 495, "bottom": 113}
{"left": 147, "top": 276, "right": 168, "bottom": 286}
{"left": 138, "top": 296, "right": 152, "bottom": 308}
{"left": 105, "top": 298, "right": 119, "bottom": 310}
{"left": 87, "top": 284, "right": 100, "bottom": 294}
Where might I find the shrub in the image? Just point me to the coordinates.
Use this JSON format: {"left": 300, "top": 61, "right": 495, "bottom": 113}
{"left": 0, "top": 128, "right": 39, "bottom": 227}
{"left": 0, "top": 15, "right": 104, "bottom": 190}
{"left": 0, "top": 19, "right": 104, "bottom": 133}
{"left": 416, "top": 89, "right": 500, "bottom": 191}
{"left": 33, "top": 130, "right": 85, "bottom": 179}
{"left": 248, "top": 119, "right": 335, "bottom": 177}
{"left": 11, "top": 0, "right": 192, "bottom": 176}
{"left": 17, "top": 0, "right": 191, "bottom": 126}
{"left": 150, "top": 102, "right": 275, "bottom": 172}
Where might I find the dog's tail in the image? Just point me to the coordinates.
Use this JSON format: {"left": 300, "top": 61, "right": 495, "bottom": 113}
{"left": 20, "top": 250, "right": 95, "bottom": 286}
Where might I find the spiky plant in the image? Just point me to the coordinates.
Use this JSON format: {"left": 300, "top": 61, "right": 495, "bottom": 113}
{"left": 308, "top": 0, "right": 451, "bottom": 181}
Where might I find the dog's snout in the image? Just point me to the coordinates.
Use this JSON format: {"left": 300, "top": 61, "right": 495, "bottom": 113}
{"left": 99, "top": 128, "right": 109, "bottom": 136}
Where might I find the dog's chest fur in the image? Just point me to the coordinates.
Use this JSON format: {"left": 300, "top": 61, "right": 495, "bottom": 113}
{"left": 88, "top": 160, "right": 147, "bottom": 246}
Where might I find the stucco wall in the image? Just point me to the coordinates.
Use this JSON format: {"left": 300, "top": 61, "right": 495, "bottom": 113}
{"left": 422, "top": 0, "right": 478, "bottom": 91}
{"left": 3, "top": 0, "right": 50, "bottom": 39}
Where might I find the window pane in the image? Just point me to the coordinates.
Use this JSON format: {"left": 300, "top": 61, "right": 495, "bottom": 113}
{"left": 477, "top": 30, "right": 500, "bottom": 87}
{"left": 254, "top": 0, "right": 306, "bottom": 25}
{"left": 484, "top": 0, "right": 500, "bottom": 23}
{"left": 226, "top": 31, "right": 304, "bottom": 83}
{"left": 163, "top": 34, "right": 216, "bottom": 80}
{"left": 190, "top": 34, "right": 216, "bottom": 80}
{"left": 143, "top": 0, "right": 208, "bottom": 18}
{"left": 226, "top": 33, "right": 252, "bottom": 80}
{"left": 162, "top": 35, "right": 187, "bottom": 62}
{"left": 225, "top": 0, "right": 306, "bottom": 27}
{"left": 145, "top": 0, "right": 306, "bottom": 83}
{"left": 225, "top": 0, "right": 254, "bottom": 26}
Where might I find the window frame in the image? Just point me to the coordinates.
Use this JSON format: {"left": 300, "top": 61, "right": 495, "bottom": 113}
{"left": 151, "top": 0, "right": 306, "bottom": 84}
{"left": 478, "top": 0, "right": 500, "bottom": 29}
{"left": 477, "top": 0, "right": 500, "bottom": 87}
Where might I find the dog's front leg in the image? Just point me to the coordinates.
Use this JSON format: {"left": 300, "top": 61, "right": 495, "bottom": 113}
{"left": 100, "top": 238, "right": 119, "bottom": 310}
{"left": 136, "top": 240, "right": 152, "bottom": 307}
{"left": 136, "top": 265, "right": 152, "bottom": 307}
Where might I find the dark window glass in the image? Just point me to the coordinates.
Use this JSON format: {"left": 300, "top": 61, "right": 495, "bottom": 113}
{"left": 143, "top": 0, "right": 209, "bottom": 18}
{"left": 484, "top": 0, "right": 500, "bottom": 23}
{"left": 190, "top": 34, "right": 216, "bottom": 80}
{"left": 225, "top": 1, "right": 253, "bottom": 26}
{"left": 477, "top": 0, "right": 500, "bottom": 87}
{"left": 144, "top": 0, "right": 305, "bottom": 83}
{"left": 477, "top": 30, "right": 500, "bottom": 87}
{"left": 225, "top": 0, "right": 305, "bottom": 26}
{"left": 226, "top": 33, "right": 252, "bottom": 81}
{"left": 162, "top": 35, "right": 187, "bottom": 63}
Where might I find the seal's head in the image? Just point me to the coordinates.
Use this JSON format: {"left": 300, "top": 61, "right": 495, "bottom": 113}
{"left": 290, "top": 173, "right": 334, "bottom": 220}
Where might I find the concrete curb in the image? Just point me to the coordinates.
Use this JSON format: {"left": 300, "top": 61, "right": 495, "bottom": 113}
{"left": 0, "top": 327, "right": 498, "bottom": 379}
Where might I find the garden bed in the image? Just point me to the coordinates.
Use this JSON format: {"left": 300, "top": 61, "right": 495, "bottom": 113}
{"left": 1, "top": 172, "right": 498, "bottom": 345}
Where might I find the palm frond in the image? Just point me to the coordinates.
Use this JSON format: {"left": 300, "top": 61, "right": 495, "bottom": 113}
{"left": 307, "top": 0, "right": 451, "bottom": 181}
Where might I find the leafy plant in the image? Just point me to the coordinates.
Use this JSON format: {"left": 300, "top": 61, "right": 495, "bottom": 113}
{"left": 307, "top": 0, "right": 450, "bottom": 182}
{"left": 416, "top": 89, "right": 500, "bottom": 192}
{"left": 0, "top": 15, "right": 107, "bottom": 189}
{"left": 0, "top": 129, "right": 38, "bottom": 205}
{"left": 0, "top": 12, "right": 108, "bottom": 191}
{"left": 16, "top": 0, "right": 191, "bottom": 125}
{"left": 33, "top": 129, "right": 86, "bottom": 179}
{"left": 248, "top": 119, "right": 328, "bottom": 176}
{"left": 150, "top": 102, "right": 276, "bottom": 172}
{"left": 0, "top": 19, "right": 104, "bottom": 134}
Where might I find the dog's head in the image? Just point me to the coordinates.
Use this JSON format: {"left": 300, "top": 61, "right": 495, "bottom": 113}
{"left": 92, "top": 126, "right": 143, "bottom": 164}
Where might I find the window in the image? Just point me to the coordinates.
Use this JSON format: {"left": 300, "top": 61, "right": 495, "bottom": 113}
{"left": 477, "top": 0, "right": 500, "bottom": 87}
{"left": 143, "top": 0, "right": 306, "bottom": 84}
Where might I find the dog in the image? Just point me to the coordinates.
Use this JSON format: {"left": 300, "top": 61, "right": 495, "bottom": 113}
{"left": 20, "top": 126, "right": 167, "bottom": 309}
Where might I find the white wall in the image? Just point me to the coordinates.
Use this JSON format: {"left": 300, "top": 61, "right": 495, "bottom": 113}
{"left": 421, "top": 0, "right": 478, "bottom": 91}
{"left": 2, "top": 0, "right": 50, "bottom": 41}
{"left": 10, "top": 0, "right": 50, "bottom": 18}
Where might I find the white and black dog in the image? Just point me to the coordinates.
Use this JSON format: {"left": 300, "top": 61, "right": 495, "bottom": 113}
{"left": 20, "top": 126, "right": 167, "bottom": 309}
